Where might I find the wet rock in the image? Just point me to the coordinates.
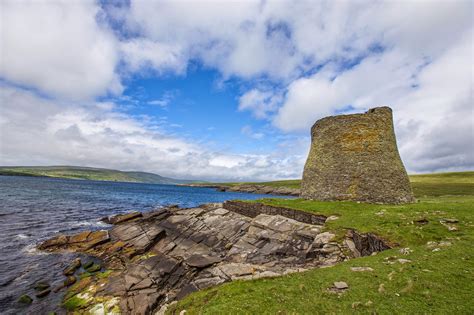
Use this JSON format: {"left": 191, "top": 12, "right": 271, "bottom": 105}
{"left": 34, "top": 280, "right": 50, "bottom": 291}
{"left": 35, "top": 288, "right": 51, "bottom": 298}
{"left": 104, "top": 212, "right": 143, "bottom": 225}
{"left": 38, "top": 234, "right": 69, "bottom": 250}
{"left": 83, "top": 261, "right": 94, "bottom": 269}
{"left": 63, "top": 258, "right": 81, "bottom": 275}
{"left": 64, "top": 276, "right": 77, "bottom": 287}
{"left": 85, "top": 263, "right": 101, "bottom": 273}
{"left": 18, "top": 294, "right": 33, "bottom": 304}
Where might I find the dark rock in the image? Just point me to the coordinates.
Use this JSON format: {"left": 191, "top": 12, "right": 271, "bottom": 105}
{"left": 63, "top": 258, "right": 81, "bottom": 275}
{"left": 18, "top": 294, "right": 33, "bottom": 304}
{"left": 348, "top": 230, "right": 391, "bottom": 256}
{"left": 85, "top": 263, "right": 101, "bottom": 273}
{"left": 34, "top": 280, "right": 50, "bottom": 291}
{"left": 175, "top": 283, "right": 198, "bottom": 300}
{"left": 104, "top": 212, "right": 143, "bottom": 225}
{"left": 83, "top": 261, "right": 94, "bottom": 269}
{"left": 185, "top": 254, "right": 222, "bottom": 268}
{"left": 35, "top": 289, "right": 51, "bottom": 298}
{"left": 63, "top": 276, "right": 76, "bottom": 287}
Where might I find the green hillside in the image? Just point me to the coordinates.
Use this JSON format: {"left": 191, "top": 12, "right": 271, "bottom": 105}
{"left": 0, "top": 166, "right": 193, "bottom": 185}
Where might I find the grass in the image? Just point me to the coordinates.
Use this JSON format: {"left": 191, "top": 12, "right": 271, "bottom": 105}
{"left": 169, "top": 172, "right": 474, "bottom": 314}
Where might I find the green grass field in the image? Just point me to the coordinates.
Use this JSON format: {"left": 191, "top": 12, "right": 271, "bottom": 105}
{"left": 169, "top": 172, "right": 474, "bottom": 314}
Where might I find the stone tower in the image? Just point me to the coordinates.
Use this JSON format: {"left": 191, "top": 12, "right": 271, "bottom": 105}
{"left": 301, "top": 106, "right": 415, "bottom": 204}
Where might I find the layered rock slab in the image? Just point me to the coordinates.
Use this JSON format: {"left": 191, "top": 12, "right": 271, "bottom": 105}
{"left": 301, "top": 106, "right": 415, "bottom": 204}
{"left": 39, "top": 204, "right": 373, "bottom": 314}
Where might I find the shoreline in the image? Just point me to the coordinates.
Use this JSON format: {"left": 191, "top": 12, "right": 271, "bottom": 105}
{"left": 35, "top": 202, "right": 387, "bottom": 314}
{"left": 181, "top": 183, "right": 301, "bottom": 196}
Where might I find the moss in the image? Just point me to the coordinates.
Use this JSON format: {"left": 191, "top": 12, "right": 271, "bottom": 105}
{"left": 62, "top": 295, "right": 89, "bottom": 310}
{"left": 18, "top": 294, "right": 33, "bottom": 304}
{"left": 96, "top": 270, "right": 112, "bottom": 279}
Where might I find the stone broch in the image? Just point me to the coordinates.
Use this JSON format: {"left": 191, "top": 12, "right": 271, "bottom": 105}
{"left": 301, "top": 106, "right": 415, "bottom": 204}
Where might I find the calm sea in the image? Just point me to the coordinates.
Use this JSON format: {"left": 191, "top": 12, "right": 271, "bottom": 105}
{"left": 0, "top": 175, "right": 287, "bottom": 314}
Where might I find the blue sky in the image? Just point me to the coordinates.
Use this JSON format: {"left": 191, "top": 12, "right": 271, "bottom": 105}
{"left": 0, "top": 0, "right": 472, "bottom": 181}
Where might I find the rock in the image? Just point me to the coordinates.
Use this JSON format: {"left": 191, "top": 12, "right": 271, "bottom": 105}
{"left": 219, "top": 263, "right": 256, "bottom": 279}
{"left": 18, "top": 294, "right": 33, "bottom": 304}
{"left": 440, "top": 218, "right": 458, "bottom": 223}
{"left": 397, "top": 259, "right": 411, "bottom": 264}
{"left": 105, "top": 212, "right": 143, "bottom": 225}
{"left": 301, "top": 106, "right": 415, "bottom": 204}
{"left": 326, "top": 215, "right": 339, "bottom": 222}
{"left": 85, "top": 263, "right": 102, "bottom": 273}
{"left": 333, "top": 281, "right": 349, "bottom": 290}
{"left": 34, "top": 280, "right": 50, "bottom": 291}
{"left": 193, "top": 277, "right": 225, "bottom": 290}
{"left": 63, "top": 258, "right": 81, "bottom": 275}
{"left": 185, "top": 254, "right": 222, "bottom": 268}
{"left": 313, "top": 232, "right": 335, "bottom": 247}
{"left": 38, "top": 234, "right": 69, "bottom": 250}
{"left": 378, "top": 283, "right": 385, "bottom": 293}
{"left": 350, "top": 267, "right": 374, "bottom": 272}
{"left": 35, "top": 289, "right": 51, "bottom": 298}
{"left": 83, "top": 261, "right": 94, "bottom": 269}
{"left": 64, "top": 276, "right": 76, "bottom": 287}
{"left": 399, "top": 248, "right": 412, "bottom": 255}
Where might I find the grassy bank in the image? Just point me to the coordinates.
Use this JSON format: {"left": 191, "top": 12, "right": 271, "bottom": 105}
{"left": 170, "top": 172, "right": 474, "bottom": 314}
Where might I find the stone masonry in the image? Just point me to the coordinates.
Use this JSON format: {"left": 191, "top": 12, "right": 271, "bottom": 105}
{"left": 301, "top": 106, "right": 415, "bottom": 204}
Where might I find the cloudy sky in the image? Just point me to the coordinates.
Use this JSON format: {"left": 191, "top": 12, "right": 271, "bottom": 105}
{"left": 0, "top": 0, "right": 472, "bottom": 181}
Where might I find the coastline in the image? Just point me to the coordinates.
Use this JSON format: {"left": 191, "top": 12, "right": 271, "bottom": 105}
{"left": 35, "top": 202, "right": 385, "bottom": 314}
{"left": 181, "top": 183, "right": 301, "bottom": 197}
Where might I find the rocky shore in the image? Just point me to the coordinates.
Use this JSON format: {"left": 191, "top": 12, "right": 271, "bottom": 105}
{"left": 183, "top": 184, "right": 301, "bottom": 196}
{"left": 37, "top": 202, "right": 389, "bottom": 314}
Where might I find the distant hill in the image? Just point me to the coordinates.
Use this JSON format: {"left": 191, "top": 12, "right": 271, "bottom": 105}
{"left": 0, "top": 166, "right": 197, "bottom": 185}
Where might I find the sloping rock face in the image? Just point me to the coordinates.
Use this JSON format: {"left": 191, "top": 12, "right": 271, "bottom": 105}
{"left": 301, "top": 106, "right": 415, "bottom": 204}
{"left": 39, "top": 204, "right": 357, "bottom": 314}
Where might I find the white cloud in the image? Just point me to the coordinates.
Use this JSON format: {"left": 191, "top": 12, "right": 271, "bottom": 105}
{"left": 241, "top": 125, "right": 264, "bottom": 140}
{"left": 120, "top": 39, "right": 186, "bottom": 75}
{"left": 238, "top": 89, "right": 282, "bottom": 119}
{"left": 0, "top": 0, "right": 121, "bottom": 100}
{"left": 0, "top": 85, "right": 304, "bottom": 181}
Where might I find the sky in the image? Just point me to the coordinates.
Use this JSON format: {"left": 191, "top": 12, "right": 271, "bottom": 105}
{"left": 0, "top": 0, "right": 473, "bottom": 181}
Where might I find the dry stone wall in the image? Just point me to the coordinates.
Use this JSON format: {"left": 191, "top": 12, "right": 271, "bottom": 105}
{"left": 301, "top": 106, "right": 415, "bottom": 204}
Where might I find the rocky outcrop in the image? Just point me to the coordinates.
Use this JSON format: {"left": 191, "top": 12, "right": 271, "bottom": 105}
{"left": 38, "top": 203, "right": 390, "bottom": 314}
{"left": 184, "top": 184, "right": 301, "bottom": 196}
{"left": 301, "top": 107, "right": 415, "bottom": 204}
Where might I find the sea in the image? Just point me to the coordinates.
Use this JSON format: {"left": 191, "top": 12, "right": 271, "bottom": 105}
{"left": 0, "top": 175, "right": 288, "bottom": 314}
